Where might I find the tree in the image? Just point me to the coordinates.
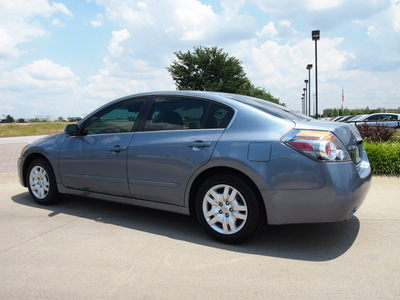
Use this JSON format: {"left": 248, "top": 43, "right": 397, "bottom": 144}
{"left": 167, "top": 46, "right": 282, "bottom": 105}
{"left": 5, "top": 114, "right": 15, "bottom": 122}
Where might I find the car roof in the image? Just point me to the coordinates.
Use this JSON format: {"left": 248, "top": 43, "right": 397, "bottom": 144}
{"left": 366, "top": 113, "right": 400, "bottom": 117}
{"left": 86, "top": 91, "right": 312, "bottom": 123}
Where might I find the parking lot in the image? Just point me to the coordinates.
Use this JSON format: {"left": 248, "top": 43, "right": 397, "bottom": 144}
{"left": 1, "top": 137, "right": 399, "bottom": 299}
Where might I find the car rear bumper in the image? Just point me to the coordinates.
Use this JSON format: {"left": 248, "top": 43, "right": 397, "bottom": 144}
{"left": 263, "top": 149, "right": 372, "bottom": 225}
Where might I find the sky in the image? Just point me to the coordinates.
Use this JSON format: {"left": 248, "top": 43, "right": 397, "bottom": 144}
{"left": 1, "top": 0, "right": 400, "bottom": 119}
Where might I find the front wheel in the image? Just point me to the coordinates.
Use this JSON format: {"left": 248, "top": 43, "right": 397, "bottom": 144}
{"left": 195, "top": 174, "right": 262, "bottom": 244}
{"left": 27, "top": 159, "right": 60, "bottom": 205}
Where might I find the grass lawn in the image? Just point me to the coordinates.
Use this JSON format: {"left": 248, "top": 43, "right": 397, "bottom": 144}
{"left": 0, "top": 123, "right": 67, "bottom": 137}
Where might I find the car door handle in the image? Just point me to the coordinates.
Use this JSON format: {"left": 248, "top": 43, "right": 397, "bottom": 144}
{"left": 109, "top": 145, "right": 126, "bottom": 153}
{"left": 188, "top": 141, "right": 212, "bottom": 150}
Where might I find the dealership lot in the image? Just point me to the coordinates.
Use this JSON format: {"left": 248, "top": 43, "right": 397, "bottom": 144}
{"left": 1, "top": 138, "right": 399, "bottom": 299}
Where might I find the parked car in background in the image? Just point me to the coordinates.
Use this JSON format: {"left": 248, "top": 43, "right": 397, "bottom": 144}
{"left": 330, "top": 116, "right": 345, "bottom": 122}
{"left": 346, "top": 114, "right": 368, "bottom": 122}
{"left": 18, "top": 91, "right": 372, "bottom": 243}
{"left": 337, "top": 115, "right": 355, "bottom": 122}
{"left": 354, "top": 113, "right": 400, "bottom": 128}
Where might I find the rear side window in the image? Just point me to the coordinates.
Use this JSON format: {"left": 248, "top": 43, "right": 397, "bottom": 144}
{"left": 143, "top": 97, "right": 234, "bottom": 131}
{"left": 144, "top": 97, "right": 207, "bottom": 131}
{"left": 205, "top": 103, "right": 234, "bottom": 129}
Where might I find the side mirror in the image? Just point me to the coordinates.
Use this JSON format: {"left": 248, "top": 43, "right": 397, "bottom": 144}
{"left": 64, "top": 124, "right": 78, "bottom": 136}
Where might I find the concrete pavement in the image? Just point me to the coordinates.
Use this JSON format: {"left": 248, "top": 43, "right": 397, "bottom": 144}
{"left": 0, "top": 135, "right": 46, "bottom": 173}
{"left": 0, "top": 137, "right": 399, "bottom": 299}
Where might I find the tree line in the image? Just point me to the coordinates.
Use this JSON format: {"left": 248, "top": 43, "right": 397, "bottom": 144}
{"left": 328, "top": 107, "right": 382, "bottom": 117}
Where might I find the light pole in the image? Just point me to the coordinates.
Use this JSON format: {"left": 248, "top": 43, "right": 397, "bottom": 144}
{"left": 301, "top": 95, "right": 305, "bottom": 114}
{"left": 312, "top": 30, "right": 320, "bottom": 119}
{"left": 304, "top": 80, "right": 308, "bottom": 115}
{"left": 306, "top": 64, "right": 312, "bottom": 117}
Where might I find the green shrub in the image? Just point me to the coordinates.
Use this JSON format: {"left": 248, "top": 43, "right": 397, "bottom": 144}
{"left": 393, "top": 130, "right": 400, "bottom": 141}
{"left": 364, "top": 141, "right": 400, "bottom": 174}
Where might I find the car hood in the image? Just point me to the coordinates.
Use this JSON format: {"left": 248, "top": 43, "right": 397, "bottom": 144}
{"left": 23, "top": 133, "right": 69, "bottom": 158}
{"left": 28, "top": 133, "right": 66, "bottom": 146}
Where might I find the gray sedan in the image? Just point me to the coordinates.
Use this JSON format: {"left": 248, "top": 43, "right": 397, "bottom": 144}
{"left": 18, "top": 91, "right": 371, "bottom": 243}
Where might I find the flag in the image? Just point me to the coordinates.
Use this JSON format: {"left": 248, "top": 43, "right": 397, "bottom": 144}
{"left": 341, "top": 87, "right": 344, "bottom": 109}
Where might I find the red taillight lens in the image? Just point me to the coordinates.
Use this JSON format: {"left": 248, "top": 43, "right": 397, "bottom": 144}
{"left": 283, "top": 130, "right": 349, "bottom": 162}
{"left": 287, "top": 141, "right": 314, "bottom": 152}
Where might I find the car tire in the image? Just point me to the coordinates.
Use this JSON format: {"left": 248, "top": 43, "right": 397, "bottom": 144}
{"left": 195, "top": 173, "right": 262, "bottom": 244}
{"left": 27, "top": 159, "right": 60, "bottom": 205}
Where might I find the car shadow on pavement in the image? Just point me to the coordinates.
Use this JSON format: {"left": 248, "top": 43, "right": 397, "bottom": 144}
{"left": 12, "top": 192, "right": 360, "bottom": 262}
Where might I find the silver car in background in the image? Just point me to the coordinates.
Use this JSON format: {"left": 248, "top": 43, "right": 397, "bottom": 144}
{"left": 18, "top": 91, "right": 371, "bottom": 243}
{"left": 352, "top": 113, "right": 400, "bottom": 128}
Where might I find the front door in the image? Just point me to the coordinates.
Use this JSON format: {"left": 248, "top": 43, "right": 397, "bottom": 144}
{"left": 58, "top": 98, "right": 146, "bottom": 197}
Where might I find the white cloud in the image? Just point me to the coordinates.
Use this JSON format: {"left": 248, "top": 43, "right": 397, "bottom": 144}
{"left": 97, "top": 0, "right": 256, "bottom": 45}
{"left": 108, "top": 29, "right": 131, "bottom": 56}
{"left": 84, "top": 72, "right": 148, "bottom": 104}
{"left": 0, "top": 59, "right": 80, "bottom": 117}
{"left": 305, "top": 0, "right": 345, "bottom": 11}
{"left": 228, "top": 35, "right": 359, "bottom": 111}
{"left": 0, "top": 0, "right": 73, "bottom": 64}
{"left": 393, "top": 0, "right": 400, "bottom": 31}
{"left": 349, "top": 0, "right": 400, "bottom": 63}
{"left": 91, "top": 20, "right": 103, "bottom": 27}
{"left": 1, "top": 58, "right": 78, "bottom": 89}
{"left": 51, "top": 2, "right": 73, "bottom": 18}
{"left": 251, "top": 0, "right": 391, "bottom": 29}
{"left": 90, "top": 14, "right": 104, "bottom": 27}
{"left": 221, "top": 0, "right": 246, "bottom": 16}
{"left": 82, "top": 0, "right": 256, "bottom": 102}
{"left": 51, "top": 18, "right": 65, "bottom": 27}
{"left": 259, "top": 22, "right": 278, "bottom": 39}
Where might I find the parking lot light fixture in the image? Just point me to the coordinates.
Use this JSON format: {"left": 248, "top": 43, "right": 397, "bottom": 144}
{"left": 306, "top": 64, "right": 312, "bottom": 116}
{"left": 304, "top": 80, "right": 309, "bottom": 115}
{"left": 312, "top": 30, "right": 320, "bottom": 119}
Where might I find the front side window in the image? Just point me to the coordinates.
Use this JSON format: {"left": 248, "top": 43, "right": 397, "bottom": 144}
{"left": 82, "top": 98, "right": 145, "bottom": 135}
{"left": 365, "top": 115, "right": 380, "bottom": 121}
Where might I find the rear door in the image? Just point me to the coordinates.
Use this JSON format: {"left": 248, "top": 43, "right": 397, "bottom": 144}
{"left": 127, "top": 96, "right": 234, "bottom": 206}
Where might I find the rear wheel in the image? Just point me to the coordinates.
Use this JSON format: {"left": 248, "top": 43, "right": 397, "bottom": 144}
{"left": 27, "top": 159, "right": 60, "bottom": 205}
{"left": 195, "top": 174, "right": 262, "bottom": 244}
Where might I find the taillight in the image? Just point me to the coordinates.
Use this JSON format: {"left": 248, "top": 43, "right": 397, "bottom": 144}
{"left": 283, "top": 130, "right": 350, "bottom": 162}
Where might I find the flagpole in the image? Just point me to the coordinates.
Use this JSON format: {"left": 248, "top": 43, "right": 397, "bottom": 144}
{"left": 341, "top": 87, "right": 344, "bottom": 110}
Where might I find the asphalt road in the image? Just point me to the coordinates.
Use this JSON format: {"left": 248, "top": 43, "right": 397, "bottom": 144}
{"left": 1, "top": 137, "right": 399, "bottom": 299}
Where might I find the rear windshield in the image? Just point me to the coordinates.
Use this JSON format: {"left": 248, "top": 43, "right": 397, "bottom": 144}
{"left": 225, "top": 94, "right": 312, "bottom": 122}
